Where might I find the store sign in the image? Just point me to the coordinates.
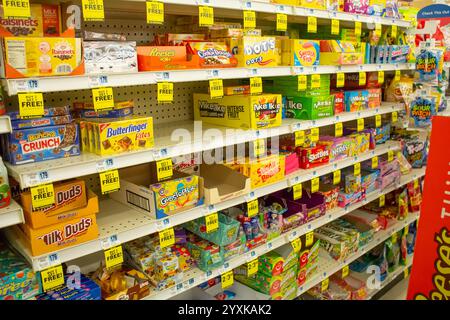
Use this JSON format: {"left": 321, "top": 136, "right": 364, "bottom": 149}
{"left": 407, "top": 116, "right": 450, "bottom": 300}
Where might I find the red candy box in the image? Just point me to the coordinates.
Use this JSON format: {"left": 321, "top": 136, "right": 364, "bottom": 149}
{"left": 298, "top": 145, "right": 330, "bottom": 169}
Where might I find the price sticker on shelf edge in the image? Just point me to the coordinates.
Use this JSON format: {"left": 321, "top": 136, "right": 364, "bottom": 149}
{"left": 199, "top": 6, "right": 214, "bottom": 27}
{"left": 276, "top": 13, "right": 287, "bottom": 31}
{"left": 378, "top": 70, "right": 384, "bottom": 84}
{"left": 82, "top": 0, "right": 105, "bottom": 21}
{"left": 253, "top": 139, "right": 266, "bottom": 157}
{"left": 311, "top": 127, "right": 319, "bottom": 142}
{"left": 395, "top": 70, "right": 401, "bottom": 81}
{"left": 311, "top": 74, "right": 320, "bottom": 89}
{"left": 392, "top": 111, "right": 398, "bottom": 123}
{"left": 305, "top": 232, "right": 314, "bottom": 247}
{"left": 104, "top": 245, "right": 124, "bottom": 270}
{"left": 247, "top": 259, "right": 258, "bottom": 276}
{"left": 293, "top": 183, "right": 302, "bottom": 200}
{"left": 355, "top": 21, "right": 362, "bottom": 37}
{"left": 156, "top": 158, "right": 173, "bottom": 182}
{"left": 291, "top": 237, "right": 301, "bottom": 253}
{"left": 40, "top": 264, "right": 64, "bottom": 292}
{"left": 247, "top": 199, "right": 259, "bottom": 218}
{"left": 342, "top": 265, "right": 349, "bottom": 278}
{"left": 311, "top": 177, "right": 319, "bottom": 193}
{"left": 388, "top": 150, "right": 394, "bottom": 162}
{"left": 295, "top": 130, "right": 305, "bottom": 147}
{"left": 205, "top": 212, "right": 219, "bottom": 233}
{"left": 321, "top": 277, "right": 329, "bottom": 292}
{"left": 404, "top": 226, "right": 408, "bottom": 236}
{"left": 18, "top": 92, "right": 44, "bottom": 119}
{"left": 243, "top": 10, "right": 256, "bottom": 29}
{"left": 333, "top": 170, "right": 341, "bottom": 185}
{"left": 375, "top": 114, "right": 382, "bottom": 128}
{"left": 221, "top": 270, "right": 234, "bottom": 289}
{"left": 335, "top": 122, "right": 343, "bottom": 137}
{"left": 379, "top": 194, "right": 385, "bottom": 207}
{"left": 375, "top": 23, "right": 382, "bottom": 37}
{"left": 372, "top": 156, "right": 378, "bottom": 169}
{"left": 159, "top": 227, "right": 175, "bottom": 249}
{"left": 357, "top": 118, "right": 364, "bottom": 132}
{"left": 354, "top": 162, "right": 361, "bottom": 176}
{"left": 336, "top": 72, "right": 345, "bottom": 88}
{"left": 331, "top": 19, "right": 339, "bottom": 35}
{"left": 157, "top": 82, "right": 173, "bottom": 104}
{"left": 3, "top": 0, "right": 31, "bottom": 18}
{"left": 31, "top": 183, "right": 55, "bottom": 211}
{"left": 307, "top": 16, "right": 317, "bottom": 33}
{"left": 92, "top": 87, "right": 114, "bottom": 111}
{"left": 250, "top": 77, "right": 262, "bottom": 95}
{"left": 298, "top": 75, "right": 307, "bottom": 91}
{"left": 209, "top": 79, "right": 223, "bottom": 99}
{"left": 147, "top": 1, "right": 164, "bottom": 24}
{"left": 99, "top": 169, "right": 120, "bottom": 195}
{"left": 358, "top": 71, "right": 366, "bottom": 86}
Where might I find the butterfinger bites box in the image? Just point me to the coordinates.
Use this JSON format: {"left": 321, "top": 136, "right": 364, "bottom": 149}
{"left": 193, "top": 93, "right": 282, "bottom": 130}
{"left": 237, "top": 36, "right": 279, "bottom": 68}
{"left": 242, "top": 155, "right": 285, "bottom": 189}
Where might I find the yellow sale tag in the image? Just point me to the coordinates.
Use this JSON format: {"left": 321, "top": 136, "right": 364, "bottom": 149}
{"left": 157, "top": 82, "right": 173, "bottom": 103}
{"left": 355, "top": 21, "right": 362, "bottom": 37}
{"left": 307, "top": 16, "right": 317, "bottom": 33}
{"left": 247, "top": 259, "right": 258, "bottom": 276}
{"left": 372, "top": 156, "right": 378, "bottom": 169}
{"left": 342, "top": 265, "right": 349, "bottom": 278}
{"left": 321, "top": 278, "right": 329, "bottom": 292}
{"left": 311, "top": 177, "right": 319, "bottom": 193}
{"left": 375, "top": 114, "right": 382, "bottom": 128}
{"left": 331, "top": 19, "right": 339, "bottom": 35}
{"left": 404, "top": 268, "right": 409, "bottom": 278}
{"left": 18, "top": 93, "right": 44, "bottom": 119}
{"left": 378, "top": 70, "right": 384, "bottom": 84}
{"left": 305, "top": 232, "right": 314, "bottom": 247}
{"left": 146, "top": 1, "right": 164, "bottom": 24}
{"left": 295, "top": 130, "right": 305, "bottom": 147}
{"left": 253, "top": 139, "right": 266, "bottom": 157}
{"left": 99, "top": 169, "right": 120, "bottom": 195}
{"left": 31, "top": 184, "right": 55, "bottom": 211}
{"left": 388, "top": 150, "right": 394, "bottom": 162}
{"left": 379, "top": 194, "right": 385, "bottom": 207}
{"left": 159, "top": 227, "right": 175, "bottom": 249}
{"left": 199, "top": 6, "right": 214, "bottom": 27}
{"left": 293, "top": 183, "right": 302, "bottom": 200}
{"left": 359, "top": 71, "right": 366, "bottom": 86}
{"left": 209, "top": 79, "right": 223, "bottom": 99}
{"left": 311, "top": 127, "right": 319, "bottom": 142}
{"left": 40, "top": 265, "right": 64, "bottom": 292}
{"left": 250, "top": 77, "right": 262, "bottom": 95}
{"left": 333, "top": 170, "right": 341, "bottom": 185}
{"left": 82, "top": 0, "right": 104, "bottom": 21}
{"left": 243, "top": 10, "right": 256, "bottom": 29}
{"left": 335, "top": 122, "right": 343, "bottom": 137}
{"left": 392, "top": 232, "right": 398, "bottom": 243}
{"left": 311, "top": 74, "right": 321, "bottom": 89}
{"left": 404, "top": 226, "right": 408, "bottom": 236}
{"left": 298, "top": 75, "right": 307, "bottom": 91}
{"left": 354, "top": 162, "right": 361, "bottom": 176}
{"left": 92, "top": 87, "right": 114, "bottom": 111}
{"left": 276, "top": 13, "right": 287, "bottom": 31}
{"left": 375, "top": 23, "right": 382, "bottom": 37}
{"left": 291, "top": 238, "right": 301, "bottom": 253}
{"left": 205, "top": 212, "right": 219, "bottom": 233}
{"left": 221, "top": 270, "right": 234, "bottom": 289}
{"left": 156, "top": 158, "right": 173, "bottom": 181}
{"left": 392, "top": 25, "right": 397, "bottom": 38}
{"left": 392, "top": 111, "right": 398, "bottom": 123}
{"left": 104, "top": 245, "right": 124, "bottom": 270}
{"left": 336, "top": 73, "right": 345, "bottom": 88}
{"left": 395, "top": 70, "right": 401, "bottom": 81}
{"left": 3, "top": 0, "right": 30, "bottom": 18}
{"left": 414, "top": 179, "right": 419, "bottom": 189}
{"left": 247, "top": 199, "right": 259, "bottom": 218}
{"left": 357, "top": 118, "right": 364, "bottom": 132}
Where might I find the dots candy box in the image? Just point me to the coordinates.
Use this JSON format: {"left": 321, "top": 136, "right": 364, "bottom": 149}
{"left": 236, "top": 36, "right": 279, "bottom": 68}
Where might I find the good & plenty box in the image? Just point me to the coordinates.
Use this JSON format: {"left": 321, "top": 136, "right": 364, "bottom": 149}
{"left": 193, "top": 93, "right": 282, "bottom": 130}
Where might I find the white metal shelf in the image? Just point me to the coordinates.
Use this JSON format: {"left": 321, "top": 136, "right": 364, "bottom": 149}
{"left": 0, "top": 199, "right": 24, "bottom": 229}
{"left": 3, "top": 64, "right": 415, "bottom": 95}
{"left": 6, "top": 103, "right": 404, "bottom": 189}
{"left": 0, "top": 116, "right": 12, "bottom": 134}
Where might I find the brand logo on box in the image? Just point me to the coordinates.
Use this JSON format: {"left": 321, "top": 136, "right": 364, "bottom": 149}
{"left": 38, "top": 218, "right": 93, "bottom": 245}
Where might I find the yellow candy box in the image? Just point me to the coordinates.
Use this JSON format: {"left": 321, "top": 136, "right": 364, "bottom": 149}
{"left": 240, "top": 155, "right": 286, "bottom": 189}
{"left": 237, "top": 36, "right": 280, "bottom": 68}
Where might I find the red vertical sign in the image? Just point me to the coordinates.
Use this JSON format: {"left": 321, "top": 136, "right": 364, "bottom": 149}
{"left": 407, "top": 116, "right": 450, "bottom": 300}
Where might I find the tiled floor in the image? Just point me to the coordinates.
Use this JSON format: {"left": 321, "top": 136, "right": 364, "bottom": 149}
{"left": 379, "top": 277, "right": 410, "bottom": 300}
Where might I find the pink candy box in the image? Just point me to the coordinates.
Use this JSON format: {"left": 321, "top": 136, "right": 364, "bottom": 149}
{"left": 318, "top": 136, "right": 353, "bottom": 162}
{"left": 284, "top": 152, "right": 300, "bottom": 175}
{"left": 344, "top": 0, "right": 369, "bottom": 14}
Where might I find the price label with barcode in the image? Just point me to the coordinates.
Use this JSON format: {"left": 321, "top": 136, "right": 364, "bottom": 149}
{"left": 156, "top": 158, "right": 173, "bottom": 181}
{"left": 147, "top": 0, "right": 164, "bottom": 24}
{"left": 92, "top": 87, "right": 114, "bottom": 111}
{"left": 18, "top": 93, "right": 44, "bottom": 119}
{"left": 82, "top": 0, "right": 105, "bottom": 21}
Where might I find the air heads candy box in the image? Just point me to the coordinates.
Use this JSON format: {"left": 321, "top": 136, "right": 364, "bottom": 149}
{"left": 193, "top": 93, "right": 282, "bottom": 130}
{"left": 237, "top": 36, "right": 279, "bottom": 68}
{"left": 3, "top": 123, "right": 80, "bottom": 165}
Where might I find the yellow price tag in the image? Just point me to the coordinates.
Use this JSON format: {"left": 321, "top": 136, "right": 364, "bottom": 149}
{"left": 404, "top": 268, "right": 409, "bottom": 278}
{"left": 247, "top": 259, "right": 258, "bottom": 276}
{"left": 310, "top": 127, "right": 319, "bottom": 142}
{"left": 157, "top": 82, "right": 174, "bottom": 104}
{"left": 355, "top": 21, "right": 362, "bottom": 37}
{"left": 291, "top": 238, "right": 301, "bottom": 253}
{"left": 333, "top": 170, "right": 341, "bottom": 185}
{"left": 392, "top": 111, "right": 398, "bottom": 123}
{"left": 331, "top": 19, "right": 339, "bottom": 35}
{"left": 372, "top": 156, "right": 378, "bottom": 169}
{"left": 104, "top": 245, "right": 124, "bottom": 270}
{"left": 378, "top": 70, "right": 384, "bottom": 84}
{"left": 395, "top": 70, "right": 401, "bottom": 81}
{"left": 18, "top": 93, "right": 44, "bottom": 119}
{"left": 40, "top": 265, "right": 64, "bottom": 292}
{"left": 293, "top": 183, "right": 302, "bottom": 201}
{"left": 146, "top": 1, "right": 164, "bottom": 24}
{"left": 205, "top": 212, "right": 219, "bottom": 233}
{"left": 335, "top": 122, "right": 343, "bottom": 137}
{"left": 354, "top": 162, "right": 361, "bottom": 176}
{"left": 253, "top": 139, "right": 266, "bottom": 157}
{"left": 209, "top": 79, "right": 223, "bottom": 99}
{"left": 359, "top": 71, "right": 366, "bottom": 86}
{"left": 392, "top": 232, "right": 398, "bottom": 243}
{"left": 305, "top": 232, "right": 314, "bottom": 247}
{"left": 311, "top": 74, "right": 321, "bottom": 89}
{"left": 404, "top": 226, "right": 409, "bottom": 236}
{"left": 221, "top": 270, "right": 234, "bottom": 289}
{"left": 342, "top": 265, "right": 349, "bottom": 278}
{"left": 357, "top": 118, "right": 364, "bottom": 132}
{"left": 276, "top": 13, "right": 287, "bottom": 31}
{"left": 99, "top": 169, "right": 120, "bottom": 195}
{"left": 375, "top": 23, "right": 382, "bottom": 37}
{"left": 156, "top": 158, "right": 173, "bottom": 181}
{"left": 375, "top": 114, "right": 382, "bottom": 128}
{"left": 388, "top": 150, "right": 394, "bottom": 162}
{"left": 247, "top": 199, "right": 259, "bottom": 218}
{"left": 2, "top": 0, "right": 30, "bottom": 18}
{"left": 392, "top": 25, "right": 397, "bottom": 38}
{"left": 199, "top": 6, "right": 214, "bottom": 27}
{"left": 311, "top": 177, "right": 319, "bottom": 193}
{"left": 307, "top": 16, "right": 317, "bottom": 33}
{"left": 92, "top": 87, "right": 115, "bottom": 111}
{"left": 159, "top": 227, "right": 175, "bottom": 249}
{"left": 82, "top": 0, "right": 105, "bottom": 21}
{"left": 414, "top": 179, "right": 419, "bottom": 189}
{"left": 31, "top": 184, "right": 55, "bottom": 211}
{"left": 243, "top": 10, "right": 256, "bottom": 29}
{"left": 298, "top": 75, "right": 307, "bottom": 91}
{"left": 250, "top": 77, "right": 262, "bottom": 95}
{"left": 321, "top": 278, "right": 329, "bottom": 292}
{"left": 379, "top": 194, "right": 385, "bottom": 207}
{"left": 336, "top": 73, "right": 345, "bottom": 88}
{"left": 295, "top": 130, "right": 305, "bottom": 147}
